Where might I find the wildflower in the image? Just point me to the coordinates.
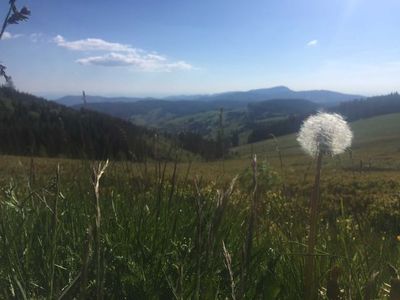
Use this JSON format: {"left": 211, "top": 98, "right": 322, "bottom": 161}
{"left": 297, "top": 112, "right": 353, "bottom": 157}
{"left": 299, "top": 112, "right": 353, "bottom": 299}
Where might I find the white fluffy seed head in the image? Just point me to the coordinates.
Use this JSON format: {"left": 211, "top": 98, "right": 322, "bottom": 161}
{"left": 297, "top": 112, "right": 353, "bottom": 157}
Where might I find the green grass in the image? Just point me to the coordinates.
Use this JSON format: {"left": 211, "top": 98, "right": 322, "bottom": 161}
{"left": 0, "top": 113, "right": 400, "bottom": 299}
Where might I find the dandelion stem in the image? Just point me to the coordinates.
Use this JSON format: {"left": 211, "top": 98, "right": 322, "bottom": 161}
{"left": 304, "top": 152, "right": 323, "bottom": 299}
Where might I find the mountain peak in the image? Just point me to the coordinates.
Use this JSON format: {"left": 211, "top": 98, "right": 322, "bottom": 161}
{"left": 248, "top": 86, "right": 292, "bottom": 94}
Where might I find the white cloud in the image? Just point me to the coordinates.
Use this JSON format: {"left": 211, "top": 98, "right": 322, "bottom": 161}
{"left": 77, "top": 52, "right": 193, "bottom": 72}
{"left": 30, "top": 33, "right": 43, "bottom": 43}
{"left": 55, "top": 35, "right": 194, "bottom": 72}
{"left": 307, "top": 40, "right": 318, "bottom": 47}
{"left": 54, "top": 35, "right": 133, "bottom": 52}
{"left": 2, "top": 32, "right": 12, "bottom": 39}
{"left": 1, "top": 31, "right": 23, "bottom": 40}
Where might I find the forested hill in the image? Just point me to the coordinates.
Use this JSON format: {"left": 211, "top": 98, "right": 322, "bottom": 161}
{"left": 247, "top": 98, "right": 319, "bottom": 119}
{"left": 0, "top": 87, "right": 157, "bottom": 160}
{"left": 333, "top": 93, "right": 400, "bottom": 121}
{"left": 73, "top": 99, "right": 245, "bottom": 126}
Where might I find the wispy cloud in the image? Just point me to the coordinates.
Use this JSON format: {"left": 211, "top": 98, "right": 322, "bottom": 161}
{"left": 54, "top": 35, "right": 194, "bottom": 72}
{"left": 30, "top": 33, "right": 44, "bottom": 43}
{"left": 76, "top": 52, "right": 193, "bottom": 72}
{"left": 307, "top": 39, "right": 318, "bottom": 47}
{"left": 1, "top": 31, "right": 23, "bottom": 40}
{"left": 54, "top": 35, "right": 133, "bottom": 52}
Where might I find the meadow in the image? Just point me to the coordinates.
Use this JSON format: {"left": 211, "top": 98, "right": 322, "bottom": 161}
{"left": 0, "top": 113, "right": 400, "bottom": 299}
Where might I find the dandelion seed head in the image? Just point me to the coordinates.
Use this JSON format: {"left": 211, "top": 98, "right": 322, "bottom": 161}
{"left": 297, "top": 112, "right": 353, "bottom": 157}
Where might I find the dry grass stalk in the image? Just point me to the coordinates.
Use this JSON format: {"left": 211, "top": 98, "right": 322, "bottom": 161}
{"left": 207, "top": 175, "right": 237, "bottom": 253}
{"left": 92, "top": 159, "right": 109, "bottom": 300}
{"left": 222, "top": 241, "right": 236, "bottom": 300}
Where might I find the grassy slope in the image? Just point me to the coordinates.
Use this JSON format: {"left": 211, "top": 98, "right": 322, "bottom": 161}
{"left": 183, "top": 113, "right": 400, "bottom": 181}
{"left": 233, "top": 113, "right": 400, "bottom": 160}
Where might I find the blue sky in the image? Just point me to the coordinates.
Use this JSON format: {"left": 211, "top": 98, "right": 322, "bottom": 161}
{"left": 0, "top": 0, "right": 399, "bottom": 98}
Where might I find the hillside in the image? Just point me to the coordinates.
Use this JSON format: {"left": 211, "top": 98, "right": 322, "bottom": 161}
{"left": 58, "top": 87, "right": 361, "bottom": 146}
{"left": 0, "top": 87, "right": 159, "bottom": 160}
{"left": 73, "top": 98, "right": 321, "bottom": 142}
{"left": 65, "top": 92, "right": 400, "bottom": 152}
{"left": 236, "top": 93, "right": 400, "bottom": 145}
{"left": 73, "top": 99, "right": 245, "bottom": 126}
{"left": 233, "top": 113, "right": 400, "bottom": 168}
{"left": 247, "top": 98, "right": 319, "bottom": 118}
{"left": 333, "top": 93, "right": 400, "bottom": 121}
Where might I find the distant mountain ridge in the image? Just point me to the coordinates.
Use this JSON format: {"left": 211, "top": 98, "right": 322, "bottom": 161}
{"left": 182, "top": 86, "right": 363, "bottom": 105}
{"left": 56, "top": 95, "right": 157, "bottom": 106}
{"left": 56, "top": 86, "right": 363, "bottom": 106}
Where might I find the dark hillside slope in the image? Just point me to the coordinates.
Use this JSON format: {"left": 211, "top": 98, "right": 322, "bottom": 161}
{"left": 0, "top": 87, "right": 155, "bottom": 160}
{"left": 74, "top": 99, "right": 245, "bottom": 121}
{"left": 245, "top": 99, "right": 320, "bottom": 143}
{"left": 247, "top": 98, "right": 319, "bottom": 119}
{"left": 333, "top": 93, "right": 400, "bottom": 121}
{"left": 56, "top": 95, "right": 152, "bottom": 106}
